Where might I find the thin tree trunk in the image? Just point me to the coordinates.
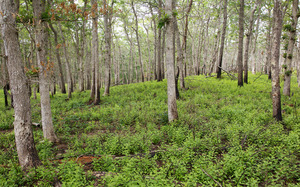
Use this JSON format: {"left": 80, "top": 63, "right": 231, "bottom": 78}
{"left": 271, "top": 0, "right": 283, "bottom": 121}
{"left": 237, "top": 0, "right": 245, "bottom": 86}
{"left": 0, "top": 0, "right": 41, "bottom": 170}
{"left": 252, "top": 2, "right": 262, "bottom": 74}
{"left": 78, "top": 0, "right": 87, "bottom": 92}
{"left": 150, "top": 6, "right": 157, "bottom": 80}
{"left": 103, "top": 0, "right": 112, "bottom": 95}
{"left": 131, "top": 1, "right": 145, "bottom": 82}
{"left": 33, "top": 0, "right": 58, "bottom": 143}
{"left": 216, "top": 0, "right": 227, "bottom": 78}
{"left": 174, "top": 17, "right": 185, "bottom": 89}
{"left": 161, "top": 27, "right": 166, "bottom": 79}
{"left": 143, "top": 21, "right": 152, "bottom": 81}
{"left": 244, "top": 3, "right": 257, "bottom": 83}
{"left": 182, "top": 0, "right": 193, "bottom": 78}
{"left": 91, "top": 0, "right": 100, "bottom": 104}
{"left": 283, "top": 0, "right": 299, "bottom": 96}
{"left": 166, "top": 0, "right": 178, "bottom": 121}
{"left": 58, "top": 23, "right": 72, "bottom": 98}
{"left": 49, "top": 23, "right": 66, "bottom": 94}
{"left": 157, "top": 0, "right": 163, "bottom": 82}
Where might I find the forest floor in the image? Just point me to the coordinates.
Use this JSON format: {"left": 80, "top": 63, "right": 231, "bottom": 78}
{"left": 0, "top": 73, "right": 299, "bottom": 186}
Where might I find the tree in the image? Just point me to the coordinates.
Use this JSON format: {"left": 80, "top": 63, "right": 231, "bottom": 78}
{"left": 58, "top": 23, "right": 73, "bottom": 99}
{"left": 91, "top": 0, "right": 100, "bottom": 104}
{"left": 237, "top": 0, "right": 244, "bottom": 86}
{"left": 33, "top": 0, "right": 58, "bottom": 142}
{"left": 157, "top": 0, "right": 163, "bottom": 82}
{"left": 0, "top": 0, "right": 41, "bottom": 169}
{"left": 166, "top": 0, "right": 178, "bottom": 122}
{"left": 131, "top": 1, "right": 145, "bottom": 82}
{"left": 103, "top": 0, "right": 113, "bottom": 96}
{"left": 216, "top": 0, "right": 228, "bottom": 79}
{"left": 244, "top": 2, "right": 258, "bottom": 83}
{"left": 49, "top": 23, "right": 66, "bottom": 94}
{"left": 271, "top": 0, "right": 283, "bottom": 121}
{"left": 283, "top": 0, "right": 299, "bottom": 96}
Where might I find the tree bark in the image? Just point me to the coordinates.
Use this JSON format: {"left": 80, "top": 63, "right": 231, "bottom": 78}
{"left": 49, "top": 23, "right": 66, "bottom": 94}
{"left": 91, "top": 0, "right": 100, "bottom": 104}
{"left": 150, "top": 6, "right": 157, "bottom": 80}
{"left": 283, "top": 0, "right": 299, "bottom": 96}
{"left": 58, "top": 23, "right": 72, "bottom": 98}
{"left": 131, "top": 1, "right": 145, "bottom": 82}
{"left": 237, "top": 0, "right": 245, "bottom": 86}
{"left": 0, "top": 0, "right": 41, "bottom": 169}
{"left": 103, "top": 0, "right": 112, "bottom": 96}
{"left": 166, "top": 0, "right": 178, "bottom": 122}
{"left": 157, "top": 0, "right": 163, "bottom": 82}
{"left": 244, "top": 3, "right": 257, "bottom": 83}
{"left": 78, "top": 0, "right": 87, "bottom": 92}
{"left": 174, "top": 17, "right": 185, "bottom": 89}
{"left": 271, "top": 0, "right": 283, "bottom": 121}
{"left": 33, "top": 0, "right": 58, "bottom": 143}
{"left": 216, "top": 0, "right": 228, "bottom": 78}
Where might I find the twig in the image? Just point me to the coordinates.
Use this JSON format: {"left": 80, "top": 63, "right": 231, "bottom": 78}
{"left": 199, "top": 167, "right": 223, "bottom": 187}
{"left": 253, "top": 73, "right": 263, "bottom": 82}
{"left": 218, "top": 66, "right": 237, "bottom": 80}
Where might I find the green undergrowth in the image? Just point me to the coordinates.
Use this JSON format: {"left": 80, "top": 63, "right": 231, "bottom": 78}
{"left": 0, "top": 73, "right": 299, "bottom": 186}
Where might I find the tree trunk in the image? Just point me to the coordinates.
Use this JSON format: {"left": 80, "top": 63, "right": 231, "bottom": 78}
{"left": 78, "top": 0, "right": 87, "bottom": 92}
{"left": 237, "top": 0, "right": 244, "bottom": 86}
{"left": 0, "top": 0, "right": 41, "bottom": 169}
{"left": 161, "top": 27, "right": 166, "bottom": 79}
{"left": 283, "top": 0, "right": 299, "bottom": 96}
{"left": 49, "top": 23, "right": 66, "bottom": 94}
{"left": 103, "top": 0, "right": 112, "bottom": 96}
{"left": 174, "top": 17, "right": 185, "bottom": 89}
{"left": 58, "top": 23, "right": 72, "bottom": 98}
{"left": 131, "top": 1, "right": 145, "bottom": 82}
{"left": 244, "top": 3, "right": 257, "bottom": 83}
{"left": 216, "top": 0, "right": 228, "bottom": 78}
{"left": 157, "top": 0, "right": 163, "bottom": 82}
{"left": 150, "top": 6, "right": 157, "bottom": 80}
{"left": 271, "top": 0, "right": 283, "bottom": 121}
{"left": 252, "top": 2, "right": 262, "bottom": 74}
{"left": 33, "top": 0, "right": 58, "bottom": 143}
{"left": 91, "top": 0, "right": 100, "bottom": 104}
{"left": 266, "top": 8, "right": 273, "bottom": 79}
{"left": 166, "top": 0, "right": 178, "bottom": 122}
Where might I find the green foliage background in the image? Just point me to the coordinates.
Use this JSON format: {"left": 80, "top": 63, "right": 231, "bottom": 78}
{"left": 0, "top": 73, "right": 299, "bottom": 186}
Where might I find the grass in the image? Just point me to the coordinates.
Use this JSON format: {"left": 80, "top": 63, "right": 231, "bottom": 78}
{"left": 0, "top": 73, "right": 299, "bottom": 186}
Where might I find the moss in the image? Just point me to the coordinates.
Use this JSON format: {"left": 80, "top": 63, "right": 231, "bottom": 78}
{"left": 283, "top": 53, "right": 287, "bottom": 58}
{"left": 285, "top": 70, "right": 292, "bottom": 76}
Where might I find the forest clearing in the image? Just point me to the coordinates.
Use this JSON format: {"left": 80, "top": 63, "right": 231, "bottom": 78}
{"left": 1, "top": 0, "right": 300, "bottom": 186}
{"left": 0, "top": 74, "right": 299, "bottom": 186}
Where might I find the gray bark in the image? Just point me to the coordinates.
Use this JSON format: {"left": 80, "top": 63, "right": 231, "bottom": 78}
{"left": 244, "top": 3, "right": 257, "bottom": 83}
{"left": 0, "top": 0, "right": 41, "bottom": 169}
{"left": 216, "top": 0, "right": 227, "bottom": 78}
{"left": 174, "top": 17, "right": 185, "bottom": 89}
{"left": 58, "top": 23, "right": 72, "bottom": 98}
{"left": 271, "top": 0, "right": 283, "bottom": 121}
{"left": 131, "top": 2, "right": 145, "bottom": 82}
{"left": 103, "top": 0, "right": 112, "bottom": 96}
{"left": 237, "top": 0, "right": 244, "bottom": 86}
{"left": 166, "top": 0, "right": 178, "bottom": 121}
{"left": 91, "top": 0, "right": 100, "bottom": 104}
{"left": 283, "top": 0, "right": 299, "bottom": 96}
{"left": 49, "top": 23, "right": 66, "bottom": 94}
{"left": 33, "top": 0, "right": 58, "bottom": 142}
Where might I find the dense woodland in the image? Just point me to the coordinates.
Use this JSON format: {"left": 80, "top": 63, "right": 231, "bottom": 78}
{"left": 0, "top": 0, "right": 300, "bottom": 186}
